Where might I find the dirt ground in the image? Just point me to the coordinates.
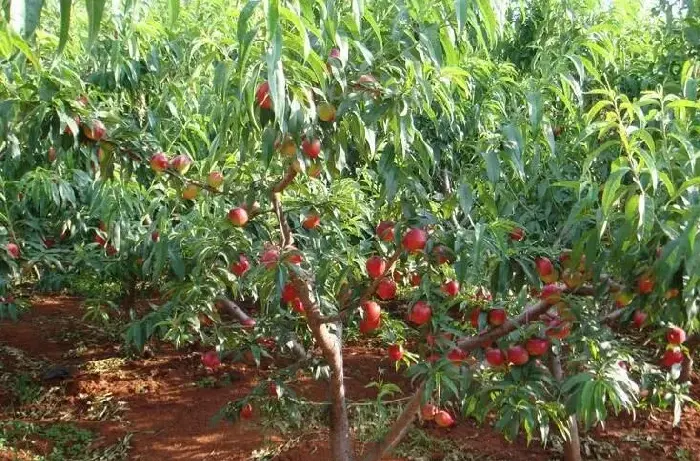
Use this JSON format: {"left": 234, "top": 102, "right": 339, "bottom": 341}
{"left": 1, "top": 295, "right": 699, "bottom": 460}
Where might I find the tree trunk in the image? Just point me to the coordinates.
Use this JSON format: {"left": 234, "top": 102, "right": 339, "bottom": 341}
{"left": 562, "top": 416, "right": 582, "bottom": 461}
{"left": 308, "top": 319, "right": 352, "bottom": 460}
{"left": 680, "top": 354, "right": 694, "bottom": 383}
{"left": 268, "top": 167, "right": 352, "bottom": 460}
{"left": 680, "top": 334, "right": 698, "bottom": 383}
{"left": 293, "top": 278, "right": 353, "bottom": 461}
{"left": 550, "top": 353, "right": 583, "bottom": 461}
{"left": 324, "top": 323, "right": 353, "bottom": 461}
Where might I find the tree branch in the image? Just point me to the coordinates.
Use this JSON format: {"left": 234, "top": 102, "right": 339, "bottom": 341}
{"left": 550, "top": 352, "right": 582, "bottom": 461}
{"left": 456, "top": 299, "right": 550, "bottom": 351}
{"left": 215, "top": 296, "right": 307, "bottom": 360}
{"left": 359, "top": 382, "right": 425, "bottom": 461}
{"left": 215, "top": 297, "right": 253, "bottom": 324}
{"left": 365, "top": 281, "right": 627, "bottom": 461}
{"left": 270, "top": 165, "right": 298, "bottom": 247}
{"left": 267, "top": 164, "right": 352, "bottom": 460}
{"left": 272, "top": 165, "right": 298, "bottom": 194}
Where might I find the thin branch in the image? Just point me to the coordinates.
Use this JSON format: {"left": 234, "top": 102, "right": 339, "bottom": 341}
{"left": 270, "top": 165, "right": 298, "bottom": 247}
{"left": 273, "top": 165, "right": 298, "bottom": 194}
{"left": 365, "top": 282, "right": 627, "bottom": 461}
{"left": 215, "top": 296, "right": 307, "bottom": 360}
{"left": 359, "top": 382, "right": 425, "bottom": 461}
{"left": 169, "top": 170, "right": 226, "bottom": 196}
{"left": 271, "top": 191, "right": 293, "bottom": 247}
{"left": 601, "top": 308, "right": 625, "bottom": 325}
{"left": 550, "top": 352, "right": 583, "bottom": 461}
{"left": 215, "top": 296, "right": 253, "bottom": 324}
{"left": 456, "top": 299, "right": 550, "bottom": 351}
{"left": 686, "top": 334, "right": 700, "bottom": 348}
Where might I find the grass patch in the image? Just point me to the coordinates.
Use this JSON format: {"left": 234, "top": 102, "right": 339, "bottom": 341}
{"left": 0, "top": 421, "right": 131, "bottom": 461}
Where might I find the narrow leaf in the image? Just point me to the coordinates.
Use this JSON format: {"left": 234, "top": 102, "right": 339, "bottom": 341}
{"left": 85, "top": 0, "right": 106, "bottom": 49}
{"left": 56, "top": 0, "right": 72, "bottom": 55}
{"left": 10, "top": 0, "right": 45, "bottom": 39}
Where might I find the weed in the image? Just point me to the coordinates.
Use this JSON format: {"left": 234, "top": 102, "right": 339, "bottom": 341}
{"left": 0, "top": 421, "right": 131, "bottom": 461}
{"left": 11, "top": 374, "right": 43, "bottom": 405}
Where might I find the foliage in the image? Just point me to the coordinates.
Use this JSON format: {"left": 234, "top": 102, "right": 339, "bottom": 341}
{"left": 1, "top": 0, "right": 699, "bottom": 458}
{"left": 0, "top": 420, "right": 131, "bottom": 461}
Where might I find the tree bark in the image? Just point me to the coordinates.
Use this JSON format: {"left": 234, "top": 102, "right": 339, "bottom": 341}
{"left": 293, "top": 278, "right": 353, "bottom": 461}
{"left": 680, "top": 334, "right": 699, "bottom": 383}
{"left": 269, "top": 165, "right": 352, "bottom": 460}
{"left": 550, "top": 353, "right": 582, "bottom": 461}
{"left": 562, "top": 417, "right": 582, "bottom": 461}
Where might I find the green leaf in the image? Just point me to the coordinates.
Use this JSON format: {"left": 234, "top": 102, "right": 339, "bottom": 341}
{"left": 56, "top": 0, "right": 71, "bottom": 55}
{"left": 543, "top": 123, "right": 556, "bottom": 156}
{"left": 352, "top": 0, "right": 363, "bottom": 31}
{"left": 441, "top": 375, "right": 460, "bottom": 399}
{"left": 458, "top": 182, "right": 473, "bottom": 217}
{"left": 363, "top": 8, "right": 382, "bottom": 49}
{"left": 659, "top": 171, "right": 675, "bottom": 196}
{"left": 168, "top": 0, "right": 180, "bottom": 28}
{"left": 455, "top": 0, "right": 467, "bottom": 34}
{"left": 583, "top": 140, "right": 620, "bottom": 172}
{"left": 666, "top": 99, "right": 700, "bottom": 109}
{"left": 9, "top": 0, "right": 45, "bottom": 39}
{"left": 482, "top": 149, "right": 500, "bottom": 184}
{"left": 636, "top": 148, "right": 658, "bottom": 192}
{"left": 85, "top": 0, "right": 106, "bottom": 49}
{"left": 267, "top": 29, "right": 286, "bottom": 130}
{"left": 279, "top": 7, "right": 310, "bottom": 60}
{"left": 526, "top": 90, "right": 543, "bottom": 129}
{"left": 265, "top": 0, "right": 280, "bottom": 41}
{"left": 475, "top": 0, "right": 496, "bottom": 44}
{"left": 669, "top": 177, "right": 700, "bottom": 203}
{"left": 8, "top": 31, "right": 40, "bottom": 69}
{"left": 601, "top": 167, "right": 629, "bottom": 216}
{"left": 238, "top": 0, "right": 261, "bottom": 45}
{"left": 168, "top": 247, "right": 185, "bottom": 280}
{"left": 585, "top": 99, "right": 612, "bottom": 124}
{"left": 471, "top": 223, "right": 485, "bottom": 281}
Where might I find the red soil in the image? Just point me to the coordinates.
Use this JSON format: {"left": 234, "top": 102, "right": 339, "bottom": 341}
{"left": 0, "top": 295, "right": 698, "bottom": 460}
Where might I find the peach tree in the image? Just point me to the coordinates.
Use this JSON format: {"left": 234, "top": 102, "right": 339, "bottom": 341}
{"left": 1, "top": 1, "right": 699, "bottom": 460}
